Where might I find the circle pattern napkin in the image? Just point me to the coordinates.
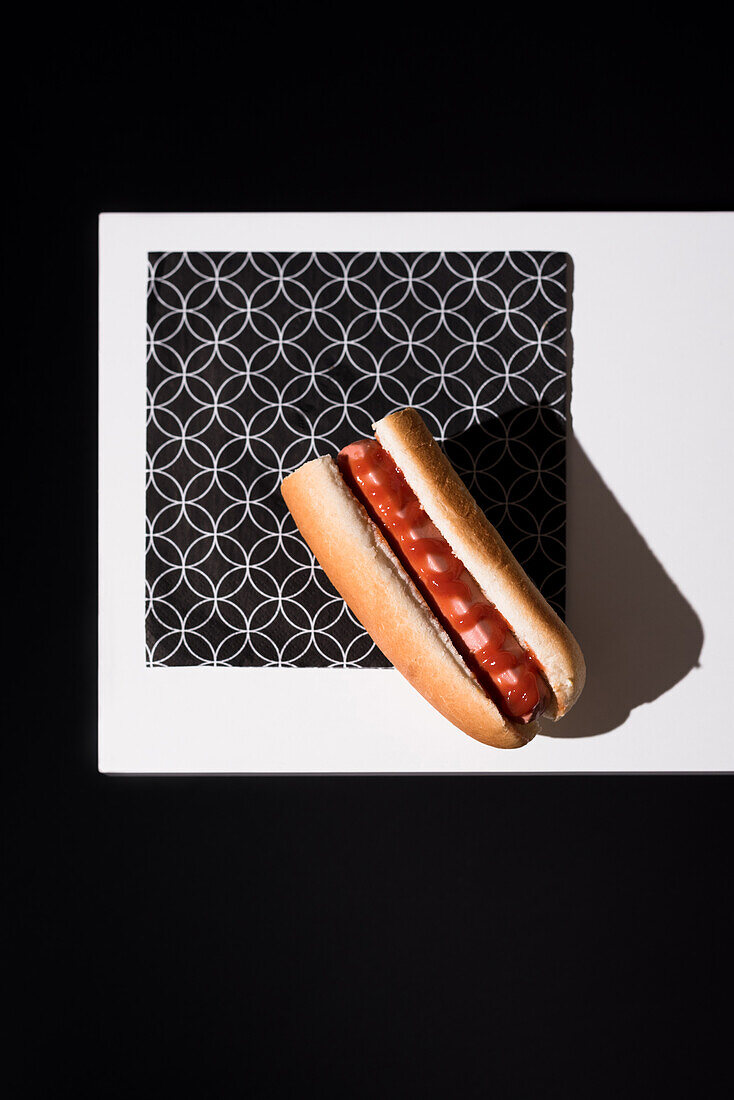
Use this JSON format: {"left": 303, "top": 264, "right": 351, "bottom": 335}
{"left": 146, "top": 252, "right": 569, "bottom": 666}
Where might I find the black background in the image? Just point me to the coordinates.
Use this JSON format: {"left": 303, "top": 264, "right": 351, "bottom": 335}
{"left": 8, "top": 11, "right": 732, "bottom": 1096}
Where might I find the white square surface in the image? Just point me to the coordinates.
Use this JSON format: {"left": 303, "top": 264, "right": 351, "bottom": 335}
{"left": 99, "top": 212, "right": 734, "bottom": 773}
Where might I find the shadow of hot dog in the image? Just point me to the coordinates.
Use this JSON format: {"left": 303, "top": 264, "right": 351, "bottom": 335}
{"left": 447, "top": 413, "right": 703, "bottom": 740}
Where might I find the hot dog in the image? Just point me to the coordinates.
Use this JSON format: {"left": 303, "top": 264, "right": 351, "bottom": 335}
{"left": 281, "top": 408, "right": 585, "bottom": 748}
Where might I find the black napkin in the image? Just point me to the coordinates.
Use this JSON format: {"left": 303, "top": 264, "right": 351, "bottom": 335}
{"left": 146, "top": 252, "right": 569, "bottom": 667}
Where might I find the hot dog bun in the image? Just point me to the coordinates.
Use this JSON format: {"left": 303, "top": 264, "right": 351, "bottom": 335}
{"left": 374, "top": 408, "right": 586, "bottom": 719}
{"left": 281, "top": 454, "right": 538, "bottom": 748}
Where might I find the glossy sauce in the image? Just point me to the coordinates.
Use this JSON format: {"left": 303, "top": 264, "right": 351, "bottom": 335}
{"left": 338, "top": 439, "right": 550, "bottom": 724}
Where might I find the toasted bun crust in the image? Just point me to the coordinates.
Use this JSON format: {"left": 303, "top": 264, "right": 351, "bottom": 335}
{"left": 374, "top": 408, "right": 586, "bottom": 718}
{"left": 281, "top": 457, "right": 537, "bottom": 749}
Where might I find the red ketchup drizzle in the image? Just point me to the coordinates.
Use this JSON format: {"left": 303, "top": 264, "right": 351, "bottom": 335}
{"left": 337, "top": 439, "right": 550, "bottom": 724}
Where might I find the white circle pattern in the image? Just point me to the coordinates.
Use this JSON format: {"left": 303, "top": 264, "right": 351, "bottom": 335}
{"left": 146, "top": 252, "right": 569, "bottom": 667}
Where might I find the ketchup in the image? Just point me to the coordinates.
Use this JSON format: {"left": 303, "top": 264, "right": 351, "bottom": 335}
{"left": 338, "top": 439, "right": 549, "bottom": 724}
